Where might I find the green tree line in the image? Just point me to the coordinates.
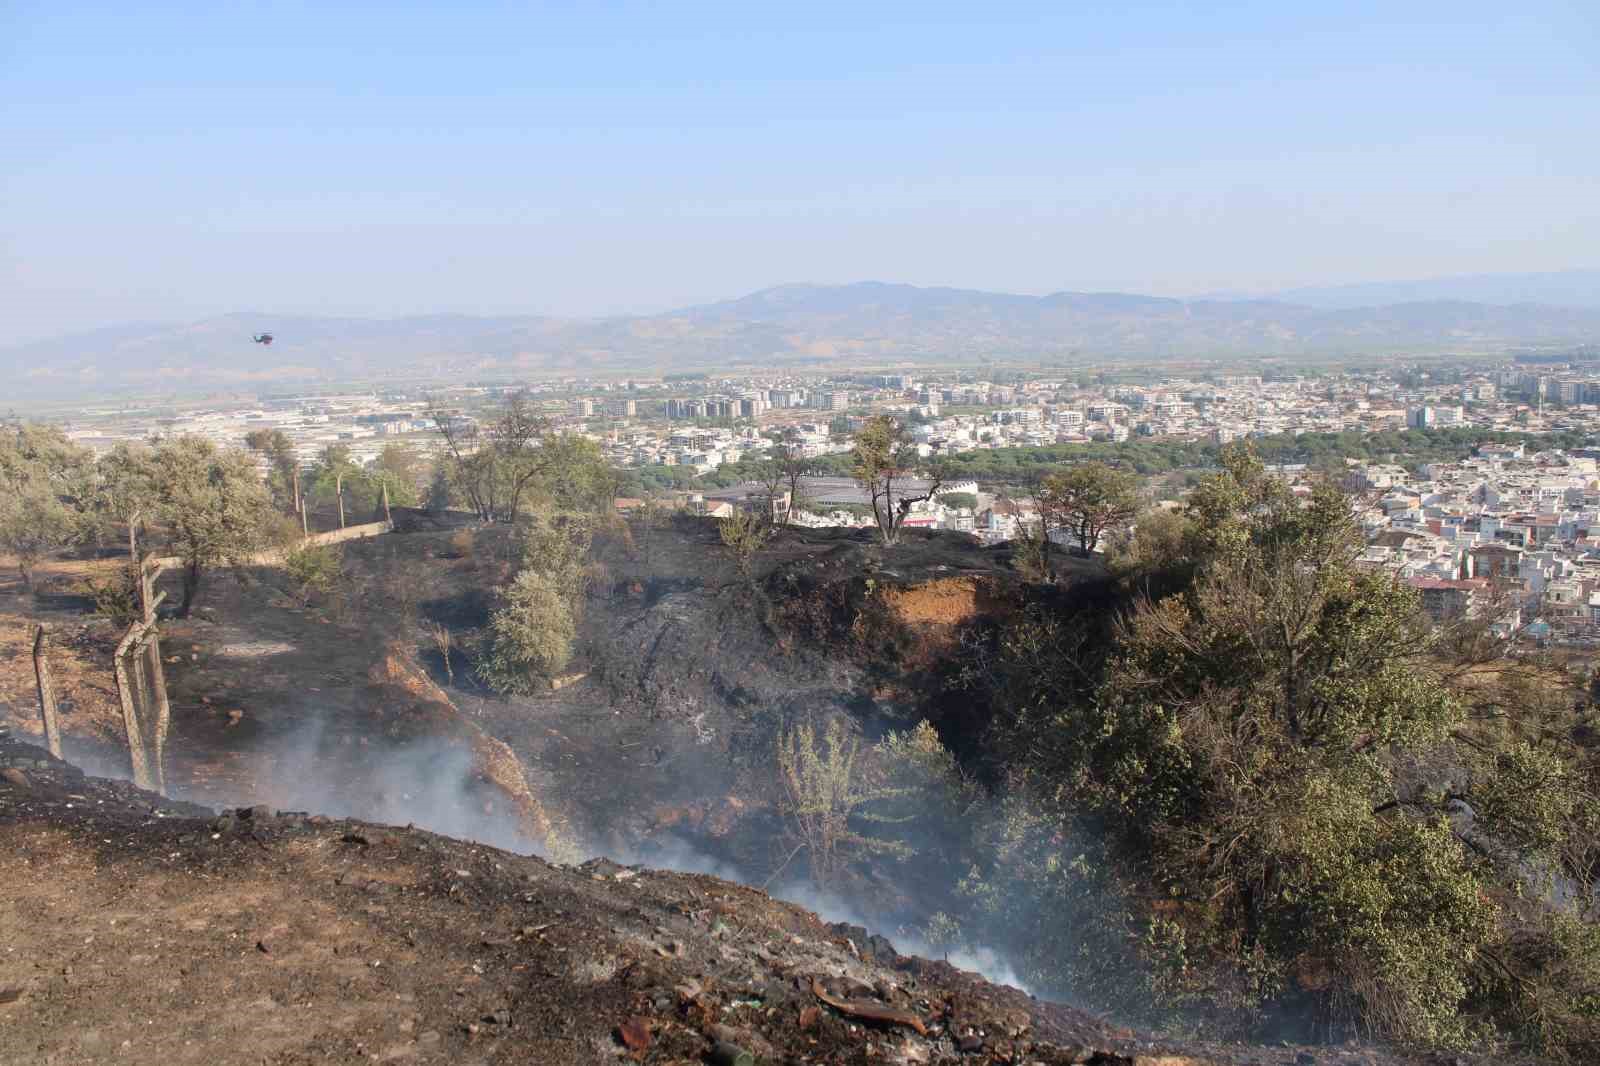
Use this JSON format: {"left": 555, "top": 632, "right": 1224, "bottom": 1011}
{"left": 619, "top": 426, "right": 1591, "bottom": 501}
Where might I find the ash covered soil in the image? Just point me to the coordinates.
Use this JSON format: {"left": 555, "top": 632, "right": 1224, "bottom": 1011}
{"left": 0, "top": 521, "right": 1508, "bottom": 1065}
{"left": 0, "top": 734, "right": 1459, "bottom": 1066}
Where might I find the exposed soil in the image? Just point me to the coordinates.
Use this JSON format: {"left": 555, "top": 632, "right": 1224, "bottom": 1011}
{"left": 0, "top": 732, "right": 1458, "bottom": 1066}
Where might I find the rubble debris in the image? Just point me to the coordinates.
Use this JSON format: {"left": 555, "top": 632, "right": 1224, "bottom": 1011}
{"left": 706, "top": 1023, "right": 775, "bottom": 1061}
{"left": 616, "top": 1016, "right": 652, "bottom": 1053}
{"left": 811, "top": 976, "right": 929, "bottom": 1035}
{"left": 706, "top": 1040, "right": 756, "bottom": 1066}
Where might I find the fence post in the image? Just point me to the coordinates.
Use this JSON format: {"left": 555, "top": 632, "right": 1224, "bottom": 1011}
{"left": 32, "top": 625, "right": 62, "bottom": 759}
{"left": 139, "top": 556, "right": 171, "bottom": 795}
{"left": 113, "top": 620, "right": 153, "bottom": 791}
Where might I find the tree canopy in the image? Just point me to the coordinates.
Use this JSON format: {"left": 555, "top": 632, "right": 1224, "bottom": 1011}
{"left": 0, "top": 424, "right": 95, "bottom": 590}
{"left": 974, "top": 446, "right": 1600, "bottom": 1053}
{"left": 427, "top": 395, "right": 612, "bottom": 521}
{"left": 1037, "top": 461, "right": 1140, "bottom": 556}
{"left": 243, "top": 428, "right": 301, "bottom": 511}
{"left": 851, "top": 416, "right": 943, "bottom": 546}
{"left": 150, "top": 436, "right": 277, "bottom": 615}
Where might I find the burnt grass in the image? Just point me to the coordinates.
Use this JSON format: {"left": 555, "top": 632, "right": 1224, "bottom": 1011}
{"left": 5, "top": 514, "right": 1077, "bottom": 908}
{"left": 3, "top": 513, "right": 1125, "bottom": 937}
{"left": 0, "top": 517, "right": 1507, "bottom": 1065}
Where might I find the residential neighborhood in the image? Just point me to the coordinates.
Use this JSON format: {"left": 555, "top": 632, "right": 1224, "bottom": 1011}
{"left": 33, "top": 352, "right": 1600, "bottom": 643}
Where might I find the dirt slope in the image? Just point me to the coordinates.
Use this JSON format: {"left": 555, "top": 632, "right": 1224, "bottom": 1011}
{"left": 0, "top": 731, "right": 1473, "bottom": 1066}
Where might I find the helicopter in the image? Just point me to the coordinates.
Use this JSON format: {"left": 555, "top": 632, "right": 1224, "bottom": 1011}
{"left": 252, "top": 333, "right": 274, "bottom": 345}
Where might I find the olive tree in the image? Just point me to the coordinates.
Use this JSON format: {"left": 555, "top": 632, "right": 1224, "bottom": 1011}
{"left": 150, "top": 436, "right": 276, "bottom": 616}
{"left": 95, "top": 443, "right": 157, "bottom": 564}
{"left": 427, "top": 393, "right": 556, "bottom": 522}
{"left": 1037, "top": 461, "right": 1139, "bottom": 557}
{"left": 368, "top": 443, "right": 423, "bottom": 508}
{"left": 851, "top": 416, "right": 942, "bottom": 546}
{"left": 0, "top": 485, "right": 83, "bottom": 592}
{"left": 0, "top": 424, "right": 95, "bottom": 591}
{"left": 308, "top": 444, "right": 362, "bottom": 526}
{"left": 773, "top": 439, "right": 812, "bottom": 525}
{"left": 244, "top": 428, "right": 301, "bottom": 512}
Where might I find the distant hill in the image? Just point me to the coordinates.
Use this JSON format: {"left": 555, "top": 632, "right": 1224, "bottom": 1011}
{"left": 7, "top": 281, "right": 1600, "bottom": 397}
{"left": 1264, "top": 269, "right": 1600, "bottom": 311}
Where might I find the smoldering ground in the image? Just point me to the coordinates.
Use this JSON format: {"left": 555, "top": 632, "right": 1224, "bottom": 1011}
{"left": 57, "top": 699, "right": 1044, "bottom": 996}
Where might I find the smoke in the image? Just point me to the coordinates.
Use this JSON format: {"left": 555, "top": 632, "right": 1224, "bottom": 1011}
{"left": 604, "top": 831, "right": 1031, "bottom": 994}
{"left": 54, "top": 710, "right": 1040, "bottom": 997}
{"left": 784, "top": 877, "right": 1032, "bottom": 995}
{"left": 245, "top": 719, "right": 537, "bottom": 854}
{"left": 59, "top": 714, "right": 537, "bottom": 854}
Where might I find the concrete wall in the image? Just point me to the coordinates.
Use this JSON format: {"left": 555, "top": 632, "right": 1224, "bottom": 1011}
{"left": 154, "top": 519, "right": 394, "bottom": 571}
{"left": 302, "top": 520, "right": 393, "bottom": 548}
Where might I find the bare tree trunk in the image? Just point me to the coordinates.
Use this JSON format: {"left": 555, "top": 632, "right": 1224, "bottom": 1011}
{"left": 382, "top": 480, "right": 392, "bottom": 525}
{"left": 292, "top": 466, "right": 301, "bottom": 515}
{"left": 300, "top": 496, "right": 309, "bottom": 536}
{"left": 113, "top": 621, "right": 153, "bottom": 790}
{"left": 179, "top": 558, "right": 201, "bottom": 617}
{"left": 336, "top": 472, "right": 346, "bottom": 529}
{"left": 32, "top": 625, "right": 62, "bottom": 759}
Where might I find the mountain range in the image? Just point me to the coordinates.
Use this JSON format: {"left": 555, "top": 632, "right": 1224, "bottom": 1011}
{"left": 1255, "top": 269, "right": 1600, "bottom": 311}
{"left": 6, "top": 274, "right": 1600, "bottom": 398}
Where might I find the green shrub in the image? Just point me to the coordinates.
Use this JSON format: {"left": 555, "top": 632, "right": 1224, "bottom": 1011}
{"left": 284, "top": 543, "right": 340, "bottom": 603}
{"left": 80, "top": 574, "right": 140, "bottom": 625}
{"left": 517, "top": 513, "right": 593, "bottom": 610}
{"left": 718, "top": 509, "right": 770, "bottom": 579}
{"left": 477, "top": 570, "right": 575, "bottom": 694}
{"left": 776, "top": 719, "right": 912, "bottom": 884}
{"left": 985, "top": 445, "right": 1540, "bottom": 1048}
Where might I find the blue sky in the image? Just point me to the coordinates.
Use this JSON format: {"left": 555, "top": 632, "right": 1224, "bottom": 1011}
{"left": 3, "top": 1, "right": 1597, "bottom": 342}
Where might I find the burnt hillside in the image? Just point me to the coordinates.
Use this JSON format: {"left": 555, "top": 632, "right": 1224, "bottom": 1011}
{"left": 0, "top": 729, "right": 1463, "bottom": 1066}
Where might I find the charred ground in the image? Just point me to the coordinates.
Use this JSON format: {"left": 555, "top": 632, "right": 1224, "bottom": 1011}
{"left": 0, "top": 731, "right": 1464, "bottom": 1066}
{"left": 0, "top": 518, "right": 1530, "bottom": 1065}
{"left": 0, "top": 516, "right": 1074, "bottom": 915}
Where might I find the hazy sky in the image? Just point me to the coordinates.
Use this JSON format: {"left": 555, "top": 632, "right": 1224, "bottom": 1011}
{"left": 4, "top": 1, "right": 1598, "bottom": 344}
